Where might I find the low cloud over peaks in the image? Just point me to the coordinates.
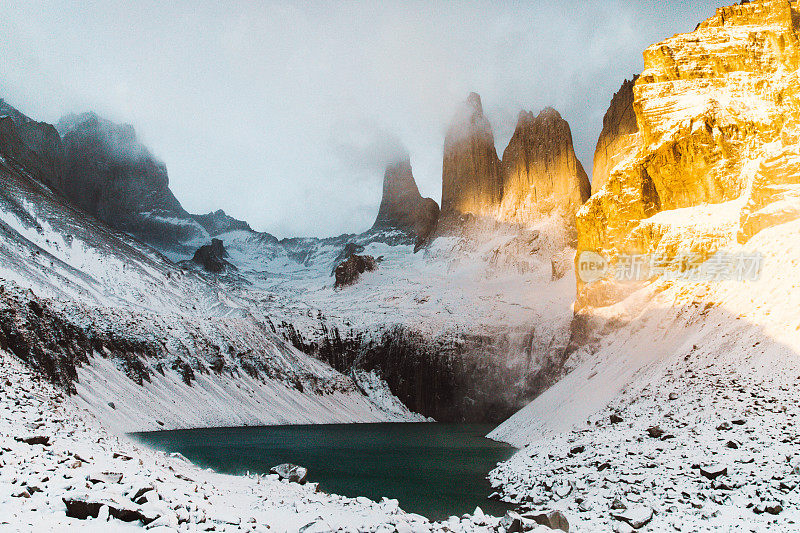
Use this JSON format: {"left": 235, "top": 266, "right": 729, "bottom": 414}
{"left": 0, "top": 0, "right": 731, "bottom": 237}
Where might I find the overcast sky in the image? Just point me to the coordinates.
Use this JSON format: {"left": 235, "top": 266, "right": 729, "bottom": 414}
{"left": 0, "top": 0, "right": 730, "bottom": 238}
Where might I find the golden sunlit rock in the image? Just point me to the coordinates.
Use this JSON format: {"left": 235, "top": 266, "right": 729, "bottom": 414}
{"left": 440, "top": 92, "right": 502, "bottom": 222}
{"left": 577, "top": 0, "right": 800, "bottom": 308}
{"left": 499, "top": 108, "right": 590, "bottom": 227}
{"left": 440, "top": 93, "right": 590, "bottom": 233}
{"left": 592, "top": 77, "right": 639, "bottom": 193}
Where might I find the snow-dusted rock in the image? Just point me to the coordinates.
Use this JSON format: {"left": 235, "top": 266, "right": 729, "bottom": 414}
{"left": 610, "top": 506, "right": 653, "bottom": 529}
{"left": 270, "top": 463, "right": 309, "bottom": 484}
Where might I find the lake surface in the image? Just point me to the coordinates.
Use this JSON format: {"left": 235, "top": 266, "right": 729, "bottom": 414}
{"left": 132, "top": 422, "right": 516, "bottom": 520}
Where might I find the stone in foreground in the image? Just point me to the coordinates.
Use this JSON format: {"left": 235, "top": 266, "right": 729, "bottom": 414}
{"left": 525, "top": 510, "right": 570, "bottom": 531}
{"left": 611, "top": 506, "right": 653, "bottom": 529}
{"left": 270, "top": 463, "right": 309, "bottom": 484}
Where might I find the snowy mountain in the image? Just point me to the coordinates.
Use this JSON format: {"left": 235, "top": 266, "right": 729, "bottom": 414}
{"left": 8, "top": 2, "right": 800, "bottom": 530}
{"left": 0, "top": 102, "right": 426, "bottom": 432}
{"left": 0, "top": 90, "right": 587, "bottom": 423}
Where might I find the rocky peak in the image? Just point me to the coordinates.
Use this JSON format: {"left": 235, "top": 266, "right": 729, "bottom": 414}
{"left": 192, "top": 209, "right": 253, "bottom": 236}
{"left": 57, "top": 112, "right": 205, "bottom": 250}
{"left": 592, "top": 77, "right": 639, "bottom": 192}
{"left": 372, "top": 156, "right": 439, "bottom": 247}
{"left": 58, "top": 113, "right": 152, "bottom": 167}
{"left": 440, "top": 92, "right": 502, "bottom": 221}
{"left": 498, "top": 106, "right": 590, "bottom": 226}
{"left": 0, "top": 99, "right": 64, "bottom": 192}
{"left": 466, "top": 91, "right": 483, "bottom": 113}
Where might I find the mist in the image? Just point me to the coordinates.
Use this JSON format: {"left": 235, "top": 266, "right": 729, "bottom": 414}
{"left": 0, "top": 0, "right": 731, "bottom": 238}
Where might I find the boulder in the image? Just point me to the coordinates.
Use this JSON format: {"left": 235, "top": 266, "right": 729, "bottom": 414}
{"left": 269, "top": 463, "right": 308, "bottom": 484}
{"left": 63, "top": 493, "right": 147, "bottom": 523}
{"left": 499, "top": 510, "right": 524, "bottom": 532}
{"left": 334, "top": 254, "right": 378, "bottom": 288}
{"left": 192, "top": 238, "right": 230, "bottom": 273}
{"left": 611, "top": 506, "right": 653, "bottom": 529}
{"left": 699, "top": 465, "right": 727, "bottom": 480}
{"left": 646, "top": 426, "right": 665, "bottom": 438}
{"left": 15, "top": 435, "right": 50, "bottom": 446}
{"left": 525, "top": 510, "right": 570, "bottom": 531}
{"left": 299, "top": 519, "right": 333, "bottom": 533}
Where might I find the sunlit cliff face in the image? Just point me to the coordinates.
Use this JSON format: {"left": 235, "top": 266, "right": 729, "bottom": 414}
{"left": 439, "top": 92, "right": 590, "bottom": 231}
{"left": 576, "top": 0, "right": 800, "bottom": 308}
{"left": 498, "top": 108, "right": 590, "bottom": 225}
{"left": 440, "top": 92, "right": 503, "bottom": 221}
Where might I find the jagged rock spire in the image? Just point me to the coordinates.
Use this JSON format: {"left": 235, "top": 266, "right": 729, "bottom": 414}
{"left": 372, "top": 154, "right": 439, "bottom": 247}
{"left": 592, "top": 76, "right": 639, "bottom": 192}
{"left": 440, "top": 92, "right": 502, "bottom": 220}
{"left": 499, "top": 106, "right": 590, "bottom": 224}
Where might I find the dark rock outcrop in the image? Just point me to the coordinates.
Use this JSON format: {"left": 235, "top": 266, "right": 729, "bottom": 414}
{"left": 57, "top": 113, "right": 205, "bottom": 249}
{"left": 525, "top": 510, "right": 570, "bottom": 532}
{"left": 440, "top": 92, "right": 502, "bottom": 222}
{"left": 372, "top": 157, "right": 439, "bottom": 247}
{"left": 334, "top": 254, "right": 377, "bottom": 288}
{"left": 191, "top": 239, "right": 230, "bottom": 273}
{"left": 331, "top": 242, "right": 366, "bottom": 275}
{"left": 63, "top": 494, "right": 148, "bottom": 523}
{"left": 0, "top": 284, "right": 161, "bottom": 392}
{"left": 0, "top": 100, "right": 64, "bottom": 191}
{"left": 277, "top": 319, "right": 569, "bottom": 423}
{"left": 499, "top": 107, "right": 591, "bottom": 224}
{"left": 592, "top": 77, "right": 640, "bottom": 192}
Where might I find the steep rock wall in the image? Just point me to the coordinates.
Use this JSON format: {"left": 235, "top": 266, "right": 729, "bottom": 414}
{"left": 372, "top": 158, "right": 439, "bottom": 245}
{"left": 58, "top": 113, "right": 207, "bottom": 250}
{"left": 440, "top": 93, "right": 591, "bottom": 233}
{"left": 592, "top": 77, "right": 639, "bottom": 192}
{"left": 440, "top": 93, "right": 502, "bottom": 222}
{"left": 499, "top": 108, "right": 590, "bottom": 228}
{"left": 578, "top": 0, "right": 800, "bottom": 308}
{"left": 275, "top": 317, "right": 571, "bottom": 423}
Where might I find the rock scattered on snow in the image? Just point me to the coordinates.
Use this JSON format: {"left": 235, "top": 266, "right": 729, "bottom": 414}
{"left": 270, "top": 463, "right": 309, "bottom": 484}
{"left": 334, "top": 254, "right": 378, "bottom": 288}
{"left": 0, "top": 350, "right": 504, "bottom": 532}
{"left": 525, "top": 510, "right": 570, "bottom": 531}
{"left": 610, "top": 506, "right": 653, "bottom": 529}
{"left": 699, "top": 465, "right": 727, "bottom": 480}
{"left": 645, "top": 426, "right": 664, "bottom": 439}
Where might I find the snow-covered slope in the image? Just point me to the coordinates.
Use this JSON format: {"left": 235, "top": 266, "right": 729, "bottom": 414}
{"left": 4, "top": 91, "right": 583, "bottom": 424}
{"left": 486, "top": 2, "right": 800, "bottom": 530}
{"left": 487, "top": 217, "right": 800, "bottom": 531}
{"left": 194, "top": 214, "right": 577, "bottom": 422}
{"left": 0, "top": 117, "right": 424, "bottom": 431}
{"left": 0, "top": 349, "right": 519, "bottom": 533}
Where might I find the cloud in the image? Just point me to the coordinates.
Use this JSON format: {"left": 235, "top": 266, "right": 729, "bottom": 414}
{"left": 0, "top": 0, "right": 731, "bottom": 237}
